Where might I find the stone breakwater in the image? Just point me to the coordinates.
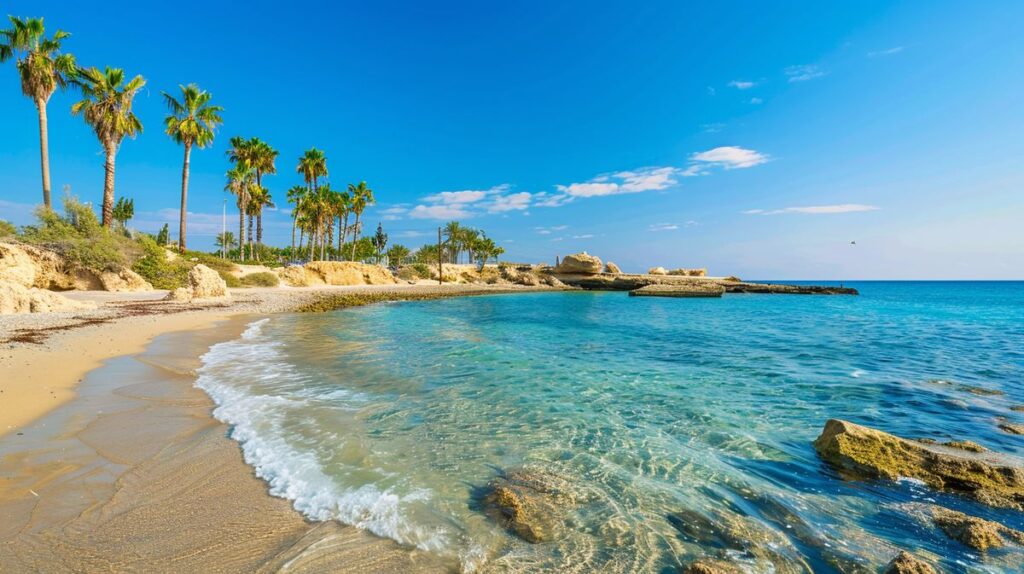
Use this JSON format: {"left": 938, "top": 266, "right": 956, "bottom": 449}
{"left": 553, "top": 272, "right": 858, "bottom": 295}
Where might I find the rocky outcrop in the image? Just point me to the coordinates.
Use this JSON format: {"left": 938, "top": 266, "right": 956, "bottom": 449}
{"left": 0, "top": 242, "right": 37, "bottom": 287}
{"left": 480, "top": 467, "right": 578, "bottom": 543}
{"left": 883, "top": 551, "right": 939, "bottom": 574}
{"left": 667, "top": 508, "right": 809, "bottom": 573}
{"left": 682, "top": 559, "right": 744, "bottom": 574}
{"left": 667, "top": 267, "right": 707, "bottom": 277}
{"left": 276, "top": 265, "right": 323, "bottom": 287}
{"left": 648, "top": 266, "right": 668, "bottom": 275}
{"left": 1, "top": 242, "right": 153, "bottom": 292}
{"left": 277, "top": 262, "right": 398, "bottom": 287}
{"left": 604, "top": 261, "right": 622, "bottom": 274}
{"left": 629, "top": 283, "right": 724, "bottom": 298}
{"left": 898, "top": 502, "right": 1024, "bottom": 551}
{"left": 165, "top": 264, "right": 230, "bottom": 302}
{"left": 0, "top": 281, "right": 96, "bottom": 314}
{"left": 999, "top": 423, "right": 1024, "bottom": 435}
{"left": 500, "top": 265, "right": 540, "bottom": 286}
{"left": 814, "top": 419, "right": 1024, "bottom": 509}
{"left": 556, "top": 253, "right": 602, "bottom": 275}
{"left": 97, "top": 266, "right": 152, "bottom": 292}
{"left": 552, "top": 273, "right": 858, "bottom": 295}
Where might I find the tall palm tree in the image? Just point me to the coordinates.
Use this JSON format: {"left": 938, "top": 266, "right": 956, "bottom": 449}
{"left": 336, "top": 190, "right": 351, "bottom": 256}
{"left": 443, "top": 221, "right": 463, "bottom": 263}
{"left": 462, "top": 227, "right": 481, "bottom": 264}
{"left": 162, "top": 83, "right": 223, "bottom": 252}
{"left": 250, "top": 185, "right": 274, "bottom": 259}
{"left": 286, "top": 185, "right": 307, "bottom": 253}
{"left": 1, "top": 17, "right": 76, "bottom": 209}
{"left": 70, "top": 66, "right": 145, "bottom": 227}
{"left": 297, "top": 148, "right": 328, "bottom": 192}
{"left": 225, "top": 165, "right": 253, "bottom": 260}
{"left": 347, "top": 181, "right": 375, "bottom": 261}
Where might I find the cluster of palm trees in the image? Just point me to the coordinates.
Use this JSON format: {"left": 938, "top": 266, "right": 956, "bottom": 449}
{"left": 285, "top": 148, "right": 377, "bottom": 262}
{"left": 225, "top": 137, "right": 277, "bottom": 261}
{"left": 1, "top": 16, "right": 222, "bottom": 252}
{"left": 441, "top": 221, "right": 505, "bottom": 265}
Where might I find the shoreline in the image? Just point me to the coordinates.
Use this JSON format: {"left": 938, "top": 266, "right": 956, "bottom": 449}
{"left": 0, "top": 283, "right": 555, "bottom": 572}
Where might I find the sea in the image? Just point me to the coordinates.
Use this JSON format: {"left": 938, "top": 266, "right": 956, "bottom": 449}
{"left": 195, "top": 282, "right": 1024, "bottom": 573}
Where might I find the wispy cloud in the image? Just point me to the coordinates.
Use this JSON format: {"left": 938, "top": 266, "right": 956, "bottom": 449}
{"left": 691, "top": 146, "right": 768, "bottom": 169}
{"left": 423, "top": 189, "right": 489, "bottom": 205}
{"left": 487, "top": 191, "right": 531, "bottom": 213}
{"left": 744, "top": 204, "right": 880, "bottom": 215}
{"left": 409, "top": 204, "right": 473, "bottom": 219}
{"left": 535, "top": 225, "right": 567, "bottom": 235}
{"left": 728, "top": 80, "right": 756, "bottom": 90}
{"left": 750, "top": 97, "right": 763, "bottom": 105}
{"left": 785, "top": 64, "right": 826, "bottom": 82}
{"left": 701, "top": 123, "right": 725, "bottom": 134}
{"left": 648, "top": 223, "right": 679, "bottom": 232}
{"left": 868, "top": 46, "right": 904, "bottom": 58}
{"left": 571, "top": 234, "right": 594, "bottom": 239}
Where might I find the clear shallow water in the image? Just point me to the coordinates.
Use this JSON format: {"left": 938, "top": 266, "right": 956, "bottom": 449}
{"left": 196, "top": 282, "right": 1024, "bottom": 572}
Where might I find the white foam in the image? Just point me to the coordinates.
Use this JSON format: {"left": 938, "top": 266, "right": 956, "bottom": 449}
{"left": 194, "top": 318, "right": 453, "bottom": 554}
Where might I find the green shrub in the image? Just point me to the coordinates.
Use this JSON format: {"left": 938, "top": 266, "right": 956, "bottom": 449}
{"left": 132, "top": 235, "right": 190, "bottom": 289}
{"left": 220, "top": 271, "right": 242, "bottom": 288}
{"left": 0, "top": 219, "right": 17, "bottom": 237}
{"left": 239, "top": 271, "right": 279, "bottom": 287}
{"left": 411, "top": 263, "right": 431, "bottom": 278}
{"left": 19, "top": 197, "right": 139, "bottom": 270}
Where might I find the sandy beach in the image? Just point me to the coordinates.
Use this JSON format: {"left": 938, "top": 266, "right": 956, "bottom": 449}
{"left": 0, "top": 284, "right": 546, "bottom": 573}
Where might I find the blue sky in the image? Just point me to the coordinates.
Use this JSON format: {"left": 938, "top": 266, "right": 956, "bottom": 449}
{"left": 2, "top": 1, "right": 1022, "bottom": 279}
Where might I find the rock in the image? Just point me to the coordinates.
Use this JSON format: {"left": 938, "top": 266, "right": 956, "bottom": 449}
{"left": 98, "top": 266, "right": 152, "bottom": 292}
{"left": 0, "top": 243, "right": 39, "bottom": 287}
{"left": 0, "top": 281, "right": 96, "bottom": 314}
{"left": 667, "top": 508, "right": 809, "bottom": 574}
{"left": 1012, "top": 406, "right": 1024, "bottom": 412}
{"left": 999, "top": 423, "right": 1024, "bottom": 435}
{"left": 883, "top": 551, "right": 939, "bottom": 574}
{"left": 918, "top": 438, "right": 987, "bottom": 453}
{"left": 0, "top": 242, "right": 80, "bottom": 290}
{"left": 481, "top": 467, "right": 577, "bottom": 543}
{"left": 648, "top": 266, "right": 668, "bottom": 275}
{"left": 682, "top": 559, "right": 744, "bottom": 574}
{"left": 958, "top": 384, "right": 1005, "bottom": 396}
{"left": 279, "top": 261, "right": 397, "bottom": 287}
{"left": 629, "top": 283, "right": 724, "bottom": 298}
{"left": 555, "top": 252, "right": 603, "bottom": 275}
{"left": 813, "top": 419, "right": 1024, "bottom": 509}
{"left": 605, "top": 261, "right": 622, "bottom": 274}
{"left": 500, "top": 265, "right": 541, "bottom": 286}
{"left": 276, "top": 265, "right": 324, "bottom": 287}
{"left": 163, "top": 264, "right": 230, "bottom": 302}
{"left": 899, "top": 503, "right": 1024, "bottom": 551}
{"left": 540, "top": 274, "right": 565, "bottom": 288}
{"left": 667, "top": 267, "right": 708, "bottom": 277}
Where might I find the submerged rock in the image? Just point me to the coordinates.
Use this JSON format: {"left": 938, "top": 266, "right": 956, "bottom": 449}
{"left": 883, "top": 551, "right": 939, "bottom": 574}
{"left": 629, "top": 283, "right": 724, "bottom": 298}
{"left": 1011, "top": 406, "right": 1024, "bottom": 413}
{"left": 814, "top": 419, "right": 1024, "bottom": 509}
{"left": 681, "top": 558, "right": 744, "bottom": 574}
{"left": 556, "top": 252, "right": 603, "bottom": 275}
{"left": 666, "top": 508, "right": 810, "bottom": 573}
{"left": 999, "top": 423, "right": 1024, "bottom": 435}
{"left": 898, "top": 503, "right": 1024, "bottom": 551}
{"left": 958, "top": 384, "right": 1005, "bottom": 396}
{"left": 480, "top": 467, "right": 578, "bottom": 543}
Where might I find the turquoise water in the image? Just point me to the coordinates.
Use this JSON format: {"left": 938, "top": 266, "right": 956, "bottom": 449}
{"left": 197, "top": 283, "right": 1024, "bottom": 572}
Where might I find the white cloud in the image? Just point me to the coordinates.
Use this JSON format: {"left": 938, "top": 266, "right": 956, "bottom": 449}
{"left": 557, "top": 166, "right": 680, "bottom": 198}
{"left": 572, "top": 234, "right": 594, "bottom": 239}
{"left": 535, "top": 225, "right": 567, "bottom": 235}
{"left": 868, "top": 46, "right": 904, "bottom": 57}
{"left": 691, "top": 146, "right": 768, "bottom": 169}
{"left": 750, "top": 97, "right": 763, "bottom": 105}
{"left": 702, "top": 123, "right": 725, "bottom": 133}
{"left": 380, "top": 206, "right": 408, "bottom": 221}
{"left": 785, "top": 64, "right": 826, "bottom": 82}
{"left": 423, "top": 190, "right": 489, "bottom": 204}
{"left": 532, "top": 192, "right": 573, "bottom": 208}
{"left": 408, "top": 204, "right": 472, "bottom": 219}
{"left": 557, "top": 181, "right": 620, "bottom": 198}
{"left": 744, "top": 204, "right": 880, "bottom": 215}
{"left": 649, "top": 223, "right": 679, "bottom": 232}
{"left": 487, "top": 191, "right": 532, "bottom": 213}
{"left": 728, "top": 80, "right": 756, "bottom": 90}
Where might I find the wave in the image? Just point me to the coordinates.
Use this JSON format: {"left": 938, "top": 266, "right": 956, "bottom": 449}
{"left": 194, "top": 318, "right": 453, "bottom": 554}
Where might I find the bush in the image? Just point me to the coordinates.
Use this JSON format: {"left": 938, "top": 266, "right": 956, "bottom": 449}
{"left": 239, "top": 271, "right": 279, "bottom": 287}
{"left": 132, "top": 235, "right": 190, "bottom": 289}
{"left": 0, "top": 219, "right": 17, "bottom": 238}
{"left": 19, "top": 197, "right": 139, "bottom": 270}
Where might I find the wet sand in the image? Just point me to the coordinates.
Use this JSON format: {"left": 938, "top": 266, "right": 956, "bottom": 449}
{"left": 0, "top": 316, "right": 456, "bottom": 572}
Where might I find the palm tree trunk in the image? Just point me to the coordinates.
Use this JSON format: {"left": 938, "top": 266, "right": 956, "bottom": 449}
{"left": 340, "top": 213, "right": 349, "bottom": 260}
{"left": 238, "top": 205, "right": 245, "bottom": 261}
{"left": 350, "top": 215, "right": 360, "bottom": 261}
{"left": 247, "top": 215, "right": 255, "bottom": 260}
{"left": 256, "top": 213, "right": 263, "bottom": 262}
{"left": 101, "top": 143, "right": 117, "bottom": 227}
{"left": 291, "top": 219, "right": 296, "bottom": 254}
{"left": 35, "top": 98, "right": 52, "bottom": 210}
{"left": 178, "top": 143, "right": 192, "bottom": 252}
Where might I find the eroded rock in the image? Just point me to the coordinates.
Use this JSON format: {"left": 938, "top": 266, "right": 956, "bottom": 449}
{"left": 629, "top": 283, "right": 724, "bottom": 298}
{"left": 556, "top": 252, "right": 603, "bottom": 275}
{"left": 648, "top": 266, "right": 668, "bottom": 275}
{"left": 667, "top": 267, "right": 707, "bottom": 277}
{"left": 883, "top": 551, "right": 939, "bottom": 574}
{"left": 0, "top": 281, "right": 96, "bottom": 314}
{"left": 681, "top": 559, "right": 744, "bottom": 574}
{"left": 667, "top": 508, "right": 809, "bottom": 573}
{"left": 898, "top": 503, "right": 1024, "bottom": 551}
{"left": 604, "top": 261, "right": 622, "bottom": 274}
{"left": 164, "top": 264, "right": 230, "bottom": 302}
{"left": 98, "top": 266, "right": 152, "bottom": 292}
{"left": 481, "top": 467, "right": 577, "bottom": 543}
{"left": 814, "top": 419, "right": 1024, "bottom": 509}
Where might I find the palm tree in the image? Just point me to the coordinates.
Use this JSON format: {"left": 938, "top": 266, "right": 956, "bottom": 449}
{"left": 225, "top": 165, "right": 253, "bottom": 260}
{"left": 70, "top": 66, "right": 145, "bottom": 227}
{"left": 1, "top": 17, "right": 76, "bottom": 209}
{"left": 249, "top": 186, "right": 274, "bottom": 260}
{"left": 286, "top": 185, "right": 307, "bottom": 252}
{"left": 297, "top": 148, "right": 328, "bottom": 192}
{"left": 162, "top": 83, "right": 223, "bottom": 252}
{"left": 462, "top": 227, "right": 481, "bottom": 264}
{"left": 386, "top": 244, "right": 410, "bottom": 267}
{"left": 443, "top": 221, "right": 463, "bottom": 263}
{"left": 347, "top": 181, "right": 375, "bottom": 261}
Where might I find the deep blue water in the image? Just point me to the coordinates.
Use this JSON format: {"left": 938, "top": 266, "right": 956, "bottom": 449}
{"left": 197, "top": 282, "right": 1024, "bottom": 572}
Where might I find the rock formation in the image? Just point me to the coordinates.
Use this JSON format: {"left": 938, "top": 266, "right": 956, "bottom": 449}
{"left": 0, "top": 281, "right": 96, "bottom": 314}
{"left": 480, "top": 467, "right": 578, "bottom": 543}
{"left": 814, "top": 419, "right": 1024, "bottom": 509}
{"left": 681, "top": 559, "right": 744, "bottom": 574}
{"left": 165, "top": 264, "right": 230, "bottom": 302}
{"left": 276, "top": 262, "right": 398, "bottom": 287}
{"left": 604, "top": 261, "right": 622, "bottom": 274}
{"left": 628, "top": 283, "right": 724, "bottom": 298}
{"left": 667, "top": 267, "right": 708, "bottom": 277}
{"left": 648, "top": 266, "right": 668, "bottom": 275}
{"left": 883, "top": 551, "right": 939, "bottom": 574}
{"left": 556, "top": 252, "right": 603, "bottom": 275}
{"left": 666, "top": 508, "right": 809, "bottom": 573}
{"left": 897, "top": 502, "right": 1024, "bottom": 551}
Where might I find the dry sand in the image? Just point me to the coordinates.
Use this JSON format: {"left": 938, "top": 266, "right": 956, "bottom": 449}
{"left": 0, "top": 283, "right": 551, "bottom": 573}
